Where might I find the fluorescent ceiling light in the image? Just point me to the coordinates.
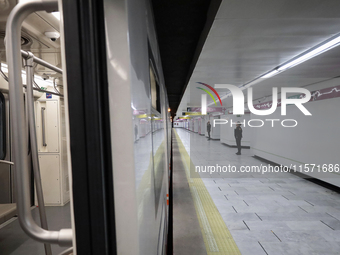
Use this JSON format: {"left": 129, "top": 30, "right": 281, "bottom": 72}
{"left": 52, "top": 12, "right": 60, "bottom": 21}
{"left": 261, "top": 69, "right": 279, "bottom": 78}
{"left": 278, "top": 35, "right": 340, "bottom": 71}
{"left": 207, "top": 34, "right": 340, "bottom": 107}
{"left": 1, "top": 62, "right": 53, "bottom": 86}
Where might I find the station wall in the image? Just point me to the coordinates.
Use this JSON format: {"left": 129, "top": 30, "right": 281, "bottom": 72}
{"left": 250, "top": 79, "right": 340, "bottom": 186}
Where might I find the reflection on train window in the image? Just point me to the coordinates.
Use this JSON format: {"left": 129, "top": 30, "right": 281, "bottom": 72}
{"left": 0, "top": 92, "right": 6, "bottom": 160}
{"left": 150, "top": 66, "right": 161, "bottom": 113}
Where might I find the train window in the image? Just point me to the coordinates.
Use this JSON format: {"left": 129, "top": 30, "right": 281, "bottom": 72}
{"left": 150, "top": 65, "right": 161, "bottom": 113}
{"left": 0, "top": 92, "right": 6, "bottom": 160}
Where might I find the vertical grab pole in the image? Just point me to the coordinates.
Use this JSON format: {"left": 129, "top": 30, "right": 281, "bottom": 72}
{"left": 24, "top": 54, "right": 52, "bottom": 255}
{"left": 41, "top": 107, "right": 47, "bottom": 146}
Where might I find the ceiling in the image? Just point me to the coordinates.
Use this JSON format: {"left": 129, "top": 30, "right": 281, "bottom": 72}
{"left": 173, "top": 0, "right": 340, "bottom": 116}
{"left": 151, "top": 0, "right": 221, "bottom": 116}
{"left": 0, "top": 0, "right": 61, "bottom": 76}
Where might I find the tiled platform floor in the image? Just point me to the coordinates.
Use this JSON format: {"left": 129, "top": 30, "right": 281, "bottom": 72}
{"left": 175, "top": 128, "right": 340, "bottom": 255}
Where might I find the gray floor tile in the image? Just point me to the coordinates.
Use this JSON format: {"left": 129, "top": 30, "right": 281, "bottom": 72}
{"left": 175, "top": 129, "right": 340, "bottom": 255}
{"left": 285, "top": 220, "right": 333, "bottom": 231}
{"left": 260, "top": 241, "right": 319, "bottom": 255}
{"left": 236, "top": 241, "right": 268, "bottom": 255}
{"left": 272, "top": 230, "right": 328, "bottom": 243}
{"left": 221, "top": 212, "right": 261, "bottom": 222}
{"left": 319, "top": 219, "right": 340, "bottom": 230}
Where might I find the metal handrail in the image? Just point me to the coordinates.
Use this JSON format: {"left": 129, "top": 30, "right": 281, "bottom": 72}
{"left": 5, "top": 0, "right": 72, "bottom": 246}
{"left": 25, "top": 54, "right": 52, "bottom": 255}
{"left": 33, "top": 80, "right": 40, "bottom": 89}
{"left": 24, "top": 84, "right": 65, "bottom": 97}
{"left": 21, "top": 50, "right": 62, "bottom": 74}
{"left": 58, "top": 247, "right": 73, "bottom": 255}
{"left": 23, "top": 49, "right": 64, "bottom": 97}
{"left": 0, "top": 159, "right": 14, "bottom": 165}
{"left": 0, "top": 58, "right": 63, "bottom": 97}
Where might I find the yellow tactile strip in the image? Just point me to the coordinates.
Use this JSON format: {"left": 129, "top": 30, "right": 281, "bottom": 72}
{"left": 174, "top": 129, "right": 241, "bottom": 255}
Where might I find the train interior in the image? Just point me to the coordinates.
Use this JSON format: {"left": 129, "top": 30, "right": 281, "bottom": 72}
{"left": 0, "top": 1, "right": 71, "bottom": 254}
{"left": 1, "top": 0, "right": 340, "bottom": 255}
{"left": 0, "top": 0, "right": 171, "bottom": 254}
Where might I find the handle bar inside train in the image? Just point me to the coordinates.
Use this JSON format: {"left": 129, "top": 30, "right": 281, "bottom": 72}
{"left": 5, "top": 0, "right": 72, "bottom": 246}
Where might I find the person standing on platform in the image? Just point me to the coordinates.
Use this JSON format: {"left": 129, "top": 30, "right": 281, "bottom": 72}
{"left": 234, "top": 121, "right": 242, "bottom": 155}
{"left": 207, "top": 121, "right": 211, "bottom": 140}
{"left": 134, "top": 124, "right": 138, "bottom": 142}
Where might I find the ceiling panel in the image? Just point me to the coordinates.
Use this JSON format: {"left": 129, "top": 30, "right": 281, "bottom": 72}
{"left": 216, "top": 0, "right": 340, "bottom": 19}
{"left": 178, "top": 0, "right": 340, "bottom": 115}
{"left": 210, "top": 19, "right": 340, "bottom": 38}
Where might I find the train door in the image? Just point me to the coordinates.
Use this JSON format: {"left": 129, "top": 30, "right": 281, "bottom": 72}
{"left": 0, "top": 91, "right": 17, "bottom": 225}
{"left": 0, "top": 91, "right": 38, "bottom": 227}
{"left": 0, "top": 92, "right": 10, "bottom": 204}
{"left": 61, "top": 1, "right": 117, "bottom": 254}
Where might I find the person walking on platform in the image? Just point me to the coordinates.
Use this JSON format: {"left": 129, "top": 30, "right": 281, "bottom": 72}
{"left": 234, "top": 121, "right": 242, "bottom": 155}
{"left": 207, "top": 121, "right": 211, "bottom": 140}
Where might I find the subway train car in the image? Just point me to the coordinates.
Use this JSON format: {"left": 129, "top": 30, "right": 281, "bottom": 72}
{"left": 0, "top": 0, "right": 170, "bottom": 254}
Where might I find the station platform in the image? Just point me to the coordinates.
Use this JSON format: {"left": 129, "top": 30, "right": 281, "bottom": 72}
{"left": 173, "top": 128, "right": 340, "bottom": 255}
